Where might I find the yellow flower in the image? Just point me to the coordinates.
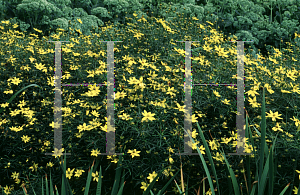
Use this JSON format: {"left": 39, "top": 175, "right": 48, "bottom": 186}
{"left": 118, "top": 113, "right": 133, "bottom": 120}
{"left": 141, "top": 110, "right": 156, "bottom": 122}
{"left": 168, "top": 147, "right": 174, "bottom": 153}
{"left": 4, "top": 90, "right": 13, "bottom": 94}
{"left": 127, "top": 149, "right": 141, "bottom": 158}
{"left": 44, "top": 140, "right": 51, "bottom": 146}
{"left": 281, "top": 89, "right": 292, "bottom": 93}
{"left": 169, "top": 157, "right": 174, "bottom": 164}
{"left": 35, "top": 62, "right": 45, "bottom": 70}
{"left": 51, "top": 33, "right": 61, "bottom": 39}
{"left": 208, "top": 139, "right": 219, "bottom": 150}
{"left": 206, "top": 188, "right": 212, "bottom": 195}
{"left": 214, "top": 45, "right": 229, "bottom": 57}
{"left": 52, "top": 148, "right": 65, "bottom": 158}
{"left": 11, "top": 171, "right": 19, "bottom": 179}
{"left": 221, "top": 137, "right": 232, "bottom": 144}
{"left": 266, "top": 110, "right": 283, "bottom": 121}
{"left": 9, "top": 77, "right": 22, "bottom": 85}
{"left": 221, "top": 121, "right": 228, "bottom": 129}
{"left": 33, "top": 28, "right": 42, "bottom": 33}
{"left": 75, "top": 28, "right": 82, "bottom": 34}
{"left": 195, "top": 145, "right": 206, "bottom": 154}
{"left": 140, "top": 182, "right": 150, "bottom": 191}
{"left": 29, "top": 162, "right": 39, "bottom": 172}
{"left": 192, "top": 130, "right": 198, "bottom": 138}
{"left": 91, "top": 149, "right": 100, "bottom": 157}
{"left": 221, "top": 99, "right": 230, "bottom": 105}
{"left": 92, "top": 171, "right": 99, "bottom": 182}
{"left": 7, "top": 55, "right": 17, "bottom": 65}
{"left": 212, "top": 152, "right": 224, "bottom": 162}
{"left": 47, "top": 162, "right": 54, "bottom": 168}
{"left": 175, "top": 103, "right": 185, "bottom": 112}
{"left": 17, "top": 100, "right": 26, "bottom": 108}
{"left": 264, "top": 83, "right": 275, "bottom": 94}
{"left": 244, "top": 143, "right": 254, "bottom": 153}
{"left": 295, "top": 170, "right": 300, "bottom": 180}
{"left": 213, "top": 90, "right": 221, "bottom": 97}
{"left": 191, "top": 114, "right": 198, "bottom": 123}
{"left": 286, "top": 69, "right": 297, "bottom": 81}
{"left": 77, "top": 123, "right": 92, "bottom": 132}
{"left": 203, "top": 44, "right": 213, "bottom": 52}
{"left": 248, "top": 96, "right": 261, "bottom": 108}
{"left": 272, "top": 122, "right": 283, "bottom": 132}
{"left": 293, "top": 186, "right": 298, "bottom": 194}
{"left": 74, "top": 169, "right": 85, "bottom": 177}
{"left": 246, "top": 89, "right": 260, "bottom": 97}
{"left": 9, "top": 126, "right": 23, "bottom": 132}
{"left": 2, "top": 185, "right": 11, "bottom": 194}
{"left": 21, "top": 135, "right": 31, "bottom": 143}
{"left": 1, "top": 102, "right": 9, "bottom": 108}
{"left": 77, "top": 19, "right": 82, "bottom": 24}
{"left": 1, "top": 20, "right": 10, "bottom": 25}
{"left": 134, "top": 32, "right": 144, "bottom": 40}
{"left": 147, "top": 171, "right": 159, "bottom": 183}
{"left": 66, "top": 168, "right": 75, "bottom": 179}
{"left": 290, "top": 116, "right": 300, "bottom": 129}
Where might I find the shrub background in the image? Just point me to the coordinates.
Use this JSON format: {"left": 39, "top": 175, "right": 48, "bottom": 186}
{"left": 0, "top": 0, "right": 299, "bottom": 58}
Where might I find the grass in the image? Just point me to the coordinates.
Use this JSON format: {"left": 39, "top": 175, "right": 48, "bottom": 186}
{"left": 0, "top": 4, "right": 300, "bottom": 195}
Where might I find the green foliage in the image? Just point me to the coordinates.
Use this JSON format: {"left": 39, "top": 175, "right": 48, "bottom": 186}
{"left": 0, "top": 0, "right": 7, "bottom": 21}
{"left": 19, "top": 150, "right": 182, "bottom": 195}
{"left": 1, "top": 0, "right": 300, "bottom": 58}
{"left": 91, "top": 7, "right": 112, "bottom": 18}
{"left": 200, "top": 0, "right": 300, "bottom": 57}
{"left": 1, "top": 1, "right": 300, "bottom": 194}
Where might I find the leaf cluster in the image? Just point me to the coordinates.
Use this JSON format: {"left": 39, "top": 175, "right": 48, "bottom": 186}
{"left": 0, "top": 0, "right": 299, "bottom": 58}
